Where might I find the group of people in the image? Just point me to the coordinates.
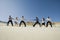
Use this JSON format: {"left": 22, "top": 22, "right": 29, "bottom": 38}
{"left": 7, "top": 15, "right": 52, "bottom": 27}
{"left": 7, "top": 16, "right": 26, "bottom": 27}
{"left": 33, "top": 16, "right": 52, "bottom": 27}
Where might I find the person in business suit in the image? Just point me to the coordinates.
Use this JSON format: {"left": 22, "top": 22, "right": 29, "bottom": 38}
{"left": 19, "top": 16, "right": 26, "bottom": 27}
{"left": 33, "top": 16, "right": 41, "bottom": 27}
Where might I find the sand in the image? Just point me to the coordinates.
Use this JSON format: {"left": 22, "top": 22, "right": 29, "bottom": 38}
{"left": 0, "top": 25, "right": 60, "bottom": 40}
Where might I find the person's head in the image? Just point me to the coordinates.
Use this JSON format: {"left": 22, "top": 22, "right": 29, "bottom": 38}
{"left": 36, "top": 16, "right": 38, "bottom": 19}
{"left": 43, "top": 18, "right": 45, "bottom": 20}
{"left": 48, "top": 16, "right": 50, "bottom": 18}
{"left": 9, "top": 15, "right": 11, "bottom": 18}
{"left": 22, "top": 16, "right": 24, "bottom": 18}
{"left": 43, "top": 18, "right": 45, "bottom": 19}
{"left": 16, "top": 17, "right": 18, "bottom": 19}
